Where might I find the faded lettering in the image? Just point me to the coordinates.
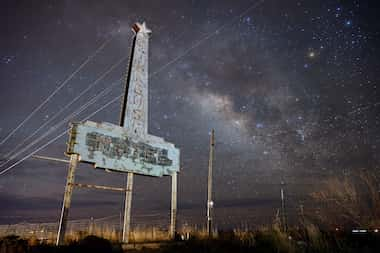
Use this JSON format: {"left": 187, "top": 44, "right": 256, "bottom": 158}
{"left": 85, "top": 132, "right": 173, "bottom": 166}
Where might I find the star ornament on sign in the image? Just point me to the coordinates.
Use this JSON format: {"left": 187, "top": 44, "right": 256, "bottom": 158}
{"left": 132, "top": 22, "right": 152, "bottom": 34}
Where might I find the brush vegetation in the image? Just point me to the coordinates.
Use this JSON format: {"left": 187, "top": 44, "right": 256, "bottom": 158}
{"left": 1, "top": 226, "right": 380, "bottom": 253}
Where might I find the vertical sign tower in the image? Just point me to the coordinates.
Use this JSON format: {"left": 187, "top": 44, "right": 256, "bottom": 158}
{"left": 120, "top": 22, "right": 150, "bottom": 134}
{"left": 120, "top": 22, "right": 151, "bottom": 244}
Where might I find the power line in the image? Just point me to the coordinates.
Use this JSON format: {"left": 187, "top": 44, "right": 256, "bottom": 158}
{"left": 0, "top": 0, "right": 265, "bottom": 175}
{"left": 150, "top": 0, "right": 265, "bottom": 78}
{"left": 0, "top": 37, "right": 113, "bottom": 147}
{"left": 0, "top": 78, "right": 121, "bottom": 168}
{"left": 1, "top": 55, "right": 127, "bottom": 164}
{"left": 0, "top": 77, "right": 121, "bottom": 167}
{"left": 0, "top": 96, "right": 120, "bottom": 176}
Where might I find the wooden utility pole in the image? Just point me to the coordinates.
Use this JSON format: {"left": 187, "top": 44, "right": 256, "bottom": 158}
{"left": 170, "top": 172, "right": 177, "bottom": 239}
{"left": 207, "top": 129, "right": 215, "bottom": 237}
{"left": 280, "top": 181, "right": 288, "bottom": 232}
{"left": 56, "top": 154, "right": 79, "bottom": 245}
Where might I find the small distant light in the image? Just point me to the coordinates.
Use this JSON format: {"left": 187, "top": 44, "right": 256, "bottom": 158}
{"left": 374, "top": 229, "right": 379, "bottom": 233}
{"left": 345, "top": 20, "right": 352, "bottom": 26}
{"left": 256, "top": 123, "right": 264, "bottom": 128}
{"left": 308, "top": 51, "right": 316, "bottom": 58}
{"left": 335, "top": 227, "right": 339, "bottom": 231}
{"left": 353, "top": 229, "right": 368, "bottom": 233}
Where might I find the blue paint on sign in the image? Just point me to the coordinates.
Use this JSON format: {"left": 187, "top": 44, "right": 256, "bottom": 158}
{"left": 67, "top": 121, "right": 180, "bottom": 177}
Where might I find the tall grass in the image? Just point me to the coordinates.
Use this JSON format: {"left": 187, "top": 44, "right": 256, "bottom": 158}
{"left": 2, "top": 225, "right": 380, "bottom": 253}
{"left": 310, "top": 168, "right": 380, "bottom": 229}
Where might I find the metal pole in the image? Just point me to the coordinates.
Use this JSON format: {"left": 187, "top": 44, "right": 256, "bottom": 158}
{"left": 207, "top": 129, "right": 215, "bottom": 237}
{"left": 170, "top": 172, "right": 177, "bottom": 239}
{"left": 32, "top": 155, "right": 69, "bottom": 163}
{"left": 56, "top": 154, "right": 79, "bottom": 245}
{"left": 73, "top": 183, "right": 126, "bottom": 192}
{"left": 122, "top": 172, "right": 133, "bottom": 243}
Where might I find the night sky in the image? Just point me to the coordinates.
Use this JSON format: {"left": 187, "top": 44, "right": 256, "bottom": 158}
{"left": 0, "top": 0, "right": 379, "bottom": 228}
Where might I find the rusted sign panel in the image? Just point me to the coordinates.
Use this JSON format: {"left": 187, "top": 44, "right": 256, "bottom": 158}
{"left": 67, "top": 121, "right": 180, "bottom": 177}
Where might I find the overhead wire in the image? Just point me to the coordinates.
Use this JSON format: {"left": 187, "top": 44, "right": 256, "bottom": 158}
{"left": 150, "top": 0, "right": 265, "bottom": 78}
{"left": 0, "top": 78, "right": 122, "bottom": 168}
{"left": 0, "top": 95, "right": 121, "bottom": 176}
{"left": 1, "top": 55, "right": 127, "bottom": 164}
{"left": 0, "top": 36, "right": 113, "bottom": 147}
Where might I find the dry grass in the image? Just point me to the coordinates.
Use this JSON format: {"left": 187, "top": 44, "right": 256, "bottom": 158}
{"left": 0, "top": 222, "right": 173, "bottom": 244}
{"left": 2, "top": 225, "right": 380, "bottom": 252}
{"left": 310, "top": 168, "right": 380, "bottom": 228}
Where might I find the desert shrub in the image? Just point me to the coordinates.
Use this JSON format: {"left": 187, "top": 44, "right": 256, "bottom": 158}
{"left": 160, "top": 229, "right": 295, "bottom": 253}
{"left": 29, "top": 235, "right": 122, "bottom": 253}
{"left": 75, "top": 235, "right": 122, "bottom": 253}
{"left": 0, "top": 235, "right": 28, "bottom": 253}
{"left": 253, "top": 230, "right": 294, "bottom": 253}
{"left": 311, "top": 169, "right": 380, "bottom": 228}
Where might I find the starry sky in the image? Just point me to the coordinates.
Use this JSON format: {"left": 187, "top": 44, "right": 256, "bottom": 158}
{"left": 0, "top": 0, "right": 379, "bottom": 228}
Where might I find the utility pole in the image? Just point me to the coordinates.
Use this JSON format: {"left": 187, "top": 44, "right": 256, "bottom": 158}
{"left": 280, "top": 181, "right": 288, "bottom": 233}
{"left": 299, "top": 203, "right": 305, "bottom": 225}
{"left": 170, "top": 172, "right": 177, "bottom": 239}
{"left": 207, "top": 129, "right": 215, "bottom": 237}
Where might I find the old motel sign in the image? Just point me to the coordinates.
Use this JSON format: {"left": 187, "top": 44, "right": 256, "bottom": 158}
{"left": 67, "top": 121, "right": 179, "bottom": 176}
{"left": 66, "top": 22, "right": 179, "bottom": 177}
{"left": 57, "top": 22, "right": 180, "bottom": 245}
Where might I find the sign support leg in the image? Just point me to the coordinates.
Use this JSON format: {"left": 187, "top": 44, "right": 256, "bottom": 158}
{"left": 122, "top": 172, "right": 134, "bottom": 243}
{"left": 170, "top": 172, "right": 177, "bottom": 239}
{"left": 56, "top": 154, "right": 79, "bottom": 246}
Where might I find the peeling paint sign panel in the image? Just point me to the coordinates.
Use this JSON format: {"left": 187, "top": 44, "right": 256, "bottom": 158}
{"left": 67, "top": 121, "right": 180, "bottom": 177}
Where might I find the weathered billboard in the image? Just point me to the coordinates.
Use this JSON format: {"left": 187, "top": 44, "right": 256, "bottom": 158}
{"left": 67, "top": 121, "right": 180, "bottom": 177}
